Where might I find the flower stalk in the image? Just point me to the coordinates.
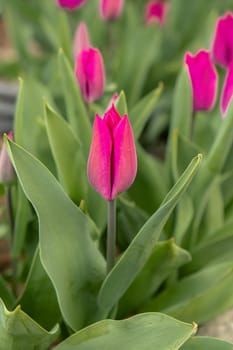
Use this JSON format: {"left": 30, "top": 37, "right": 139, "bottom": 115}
{"left": 106, "top": 199, "right": 116, "bottom": 274}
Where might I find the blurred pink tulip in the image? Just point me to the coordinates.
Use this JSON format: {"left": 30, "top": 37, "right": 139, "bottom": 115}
{"left": 100, "top": 0, "right": 124, "bottom": 21}
{"left": 212, "top": 12, "right": 233, "bottom": 68}
{"left": 73, "top": 21, "right": 90, "bottom": 58}
{"left": 145, "top": 0, "right": 169, "bottom": 25}
{"left": 221, "top": 62, "right": 233, "bottom": 116}
{"left": 57, "top": 0, "right": 86, "bottom": 10}
{"left": 87, "top": 105, "right": 137, "bottom": 201}
{"left": 185, "top": 50, "right": 218, "bottom": 112}
{"left": 0, "top": 132, "right": 15, "bottom": 185}
{"left": 75, "top": 47, "right": 105, "bottom": 103}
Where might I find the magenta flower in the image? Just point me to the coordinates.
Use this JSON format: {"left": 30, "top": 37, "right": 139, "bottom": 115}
{"left": 221, "top": 62, "right": 233, "bottom": 116}
{"left": 100, "top": 0, "right": 124, "bottom": 21}
{"left": 87, "top": 105, "right": 137, "bottom": 201}
{"left": 212, "top": 12, "right": 233, "bottom": 68}
{"left": 57, "top": 0, "right": 86, "bottom": 10}
{"left": 73, "top": 21, "right": 90, "bottom": 58}
{"left": 75, "top": 47, "right": 105, "bottom": 103}
{"left": 185, "top": 50, "right": 218, "bottom": 112}
{"left": 0, "top": 132, "right": 15, "bottom": 185}
{"left": 145, "top": 0, "right": 169, "bottom": 25}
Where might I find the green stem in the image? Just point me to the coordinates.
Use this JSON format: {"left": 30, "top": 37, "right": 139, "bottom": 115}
{"left": 5, "top": 186, "right": 18, "bottom": 297}
{"left": 106, "top": 199, "right": 116, "bottom": 274}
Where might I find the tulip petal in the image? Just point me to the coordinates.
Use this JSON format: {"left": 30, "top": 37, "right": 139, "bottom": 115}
{"left": 73, "top": 21, "right": 90, "bottom": 58}
{"left": 104, "top": 104, "right": 121, "bottom": 130}
{"left": 100, "top": 0, "right": 124, "bottom": 20}
{"left": 111, "top": 116, "right": 137, "bottom": 199}
{"left": 145, "top": 1, "right": 169, "bottom": 25}
{"left": 87, "top": 116, "right": 112, "bottom": 201}
{"left": 221, "top": 62, "right": 233, "bottom": 116}
{"left": 57, "top": 0, "right": 86, "bottom": 10}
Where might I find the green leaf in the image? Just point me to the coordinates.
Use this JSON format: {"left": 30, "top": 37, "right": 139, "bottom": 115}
{"left": 98, "top": 154, "right": 202, "bottom": 316}
{"left": 180, "top": 336, "right": 233, "bottom": 350}
{"left": 6, "top": 138, "right": 106, "bottom": 331}
{"left": 130, "top": 83, "right": 163, "bottom": 140}
{"left": 117, "top": 239, "right": 191, "bottom": 317}
{"left": 58, "top": 49, "right": 91, "bottom": 158}
{"left": 0, "top": 277, "right": 14, "bottom": 310}
{"left": 115, "top": 90, "right": 128, "bottom": 116}
{"left": 55, "top": 313, "right": 195, "bottom": 350}
{"left": 17, "top": 247, "right": 61, "bottom": 330}
{"left": 44, "top": 103, "right": 87, "bottom": 204}
{"left": 141, "top": 262, "right": 233, "bottom": 325}
{"left": 0, "top": 299, "right": 59, "bottom": 350}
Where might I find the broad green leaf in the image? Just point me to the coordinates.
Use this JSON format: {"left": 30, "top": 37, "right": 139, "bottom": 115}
{"left": 17, "top": 247, "right": 61, "bottom": 330}
{"left": 55, "top": 313, "right": 195, "bottom": 350}
{"left": 44, "top": 103, "right": 86, "bottom": 204}
{"left": 181, "top": 336, "right": 233, "bottom": 350}
{"left": 98, "top": 154, "right": 202, "bottom": 316}
{"left": 204, "top": 180, "right": 224, "bottom": 233}
{"left": 6, "top": 138, "right": 106, "bottom": 331}
{"left": 117, "top": 239, "right": 191, "bottom": 317}
{"left": 130, "top": 83, "right": 163, "bottom": 140}
{"left": 173, "top": 194, "right": 193, "bottom": 245}
{"left": 0, "top": 299, "right": 59, "bottom": 350}
{"left": 141, "top": 262, "right": 233, "bottom": 325}
{"left": 58, "top": 49, "right": 91, "bottom": 158}
{"left": 0, "top": 277, "right": 14, "bottom": 310}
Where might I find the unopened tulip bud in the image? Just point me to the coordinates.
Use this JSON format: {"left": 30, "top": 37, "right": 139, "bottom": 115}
{"left": 57, "top": 0, "right": 86, "bottom": 10}
{"left": 73, "top": 21, "right": 90, "bottom": 58}
{"left": 87, "top": 105, "right": 137, "bottom": 201}
{"left": 185, "top": 50, "right": 218, "bottom": 112}
{"left": 100, "top": 0, "right": 124, "bottom": 21}
{"left": 221, "top": 62, "right": 233, "bottom": 116}
{"left": 212, "top": 12, "right": 233, "bottom": 68}
{"left": 145, "top": 0, "right": 169, "bottom": 25}
{"left": 75, "top": 47, "right": 105, "bottom": 103}
{"left": 0, "top": 132, "right": 15, "bottom": 185}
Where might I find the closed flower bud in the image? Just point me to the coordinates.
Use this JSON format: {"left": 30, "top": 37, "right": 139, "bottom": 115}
{"left": 75, "top": 47, "right": 105, "bottom": 103}
{"left": 87, "top": 105, "right": 137, "bottom": 201}
{"left": 221, "top": 62, "right": 233, "bottom": 116}
{"left": 100, "top": 0, "right": 124, "bottom": 21}
{"left": 185, "top": 50, "right": 218, "bottom": 112}
{"left": 212, "top": 12, "right": 233, "bottom": 68}
{"left": 57, "top": 0, "right": 86, "bottom": 10}
{"left": 0, "top": 132, "right": 15, "bottom": 185}
{"left": 145, "top": 0, "right": 169, "bottom": 25}
{"left": 73, "top": 21, "right": 90, "bottom": 59}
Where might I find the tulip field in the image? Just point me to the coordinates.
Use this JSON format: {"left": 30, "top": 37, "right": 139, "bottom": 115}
{"left": 1, "top": 0, "right": 233, "bottom": 349}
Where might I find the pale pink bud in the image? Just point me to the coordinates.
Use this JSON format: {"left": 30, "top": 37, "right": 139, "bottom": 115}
{"left": 75, "top": 47, "right": 105, "bottom": 103}
{"left": 145, "top": 0, "right": 169, "bottom": 25}
{"left": 220, "top": 62, "right": 233, "bottom": 116}
{"left": 73, "top": 21, "right": 90, "bottom": 59}
{"left": 185, "top": 50, "right": 218, "bottom": 112}
{"left": 0, "top": 132, "right": 15, "bottom": 185}
{"left": 87, "top": 105, "right": 137, "bottom": 201}
{"left": 56, "top": 0, "right": 86, "bottom": 10}
{"left": 212, "top": 12, "right": 233, "bottom": 68}
{"left": 100, "top": 0, "right": 124, "bottom": 21}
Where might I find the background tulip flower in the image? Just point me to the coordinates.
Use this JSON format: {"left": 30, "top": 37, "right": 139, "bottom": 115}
{"left": 57, "top": 0, "right": 86, "bottom": 10}
{"left": 212, "top": 12, "right": 233, "bottom": 68}
{"left": 87, "top": 105, "right": 137, "bottom": 201}
{"left": 73, "top": 21, "right": 90, "bottom": 58}
{"left": 185, "top": 50, "right": 218, "bottom": 112}
{"left": 100, "top": 0, "right": 124, "bottom": 21}
{"left": 0, "top": 132, "right": 15, "bottom": 185}
{"left": 145, "top": 0, "right": 169, "bottom": 25}
{"left": 75, "top": 47, "right": 105, "bottom": 103}
{"left": 221, "top": 62, "right": 233, "bottom": 116}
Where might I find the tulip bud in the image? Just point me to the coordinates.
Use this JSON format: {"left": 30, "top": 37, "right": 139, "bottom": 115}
{"left": 87, "top": 105, "right": 137, "bottom": 201}
{"left": 185, "top": 50, "right": 218, "bottom": 112}
{"left": 0, "top": 132, "right": 15, "bottom": 185}
{"left": 220, "top": 62, "right": 233, "bottom": 116}
{"left": 73, "top": 21, "right": 90, "bottom": 59}
{"left": 75, "top": 47, "right": 105, "bottom": 103}
{"left": 100, "top": 0, "right": 124, "bottom": 21}
{"left": 145, "top": 0, "right": 169, "bottom": 25}
{"left": 57, "top": 0, "right": 86, "bottom": 10}
{"left": 212, "top": 12, "right": 233, "bottom": 69}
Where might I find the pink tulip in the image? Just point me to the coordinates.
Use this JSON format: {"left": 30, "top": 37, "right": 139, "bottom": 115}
{"left": 212, "top": 12, "right": 233, "bottom": 68}
{"left": 221, "top": 62, "right": 233, "bottom": 116}
{"left": 73, "top": 21, "right": 90, "bottom": 58}
{"left": 87, "top": 105, "right": 137, "bottom": 201}
{"left": 185, "top": 50, "right": 218, "bottom": 112}
{"left": 145, "top": 0, "right": 169, "bottom": 25}
{"left": 0, "top": 132, "right": 15, "bottom": 185}
{"left": 100, "top": 0, "right": 124, "bottom": 21}
{"left": 75, "top": 47, "right": 105, "bottom": 103}
{"left": 57, "top": 0, "right": 86, "bottom": 10}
